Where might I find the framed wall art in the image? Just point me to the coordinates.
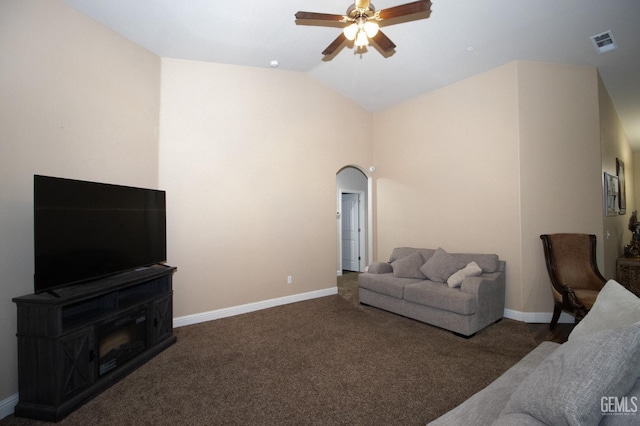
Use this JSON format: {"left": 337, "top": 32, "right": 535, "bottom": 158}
{"left": 617, "top": 158, "right": 626, "bottom": 214}
{"left": 604, "top": 172, "right": 620, "bottom": 216}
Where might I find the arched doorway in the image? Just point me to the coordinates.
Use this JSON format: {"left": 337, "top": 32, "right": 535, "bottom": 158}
{"left": 336, "top": 165, "right": 372, "bottom": 276}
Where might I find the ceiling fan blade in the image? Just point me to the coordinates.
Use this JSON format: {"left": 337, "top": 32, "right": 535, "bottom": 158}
{"left": 322, "top": 33, "right": 347, "bottom": 56}
{"left": 370, "top": 30, "right": 396, "bottom": 53}
{"left": 377, "top": 0, "right": 432, "bottom": 20}
{"left": 295, "top": 11, "right": 346, "bottom": 22}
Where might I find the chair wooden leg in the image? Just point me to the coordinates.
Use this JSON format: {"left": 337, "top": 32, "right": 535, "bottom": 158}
{"left": 550, "top": 304, "right": 562, "bottom": 330}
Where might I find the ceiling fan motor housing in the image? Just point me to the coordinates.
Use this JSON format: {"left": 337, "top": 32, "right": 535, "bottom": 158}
{"left": 347, "top": 2, "right": 376, "bottom": 19}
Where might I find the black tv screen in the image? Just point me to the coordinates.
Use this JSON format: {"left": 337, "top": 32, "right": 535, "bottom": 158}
{"left": 34, "top": 175, "right": 167, "bottom": 294}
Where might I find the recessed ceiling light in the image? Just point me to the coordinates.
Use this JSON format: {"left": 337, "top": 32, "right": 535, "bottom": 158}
{"left": 270, "top": 60, "right": 279, "bottom": 68}
{"left": 590, "top": 30, "right": 618, "bottom": 54}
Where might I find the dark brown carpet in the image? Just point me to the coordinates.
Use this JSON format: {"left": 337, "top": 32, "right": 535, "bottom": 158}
{"left": 2, "top": 274, "right": 538, "bottom": 425}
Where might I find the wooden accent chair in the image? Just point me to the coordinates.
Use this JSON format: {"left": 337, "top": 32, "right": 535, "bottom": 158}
{"left": 540, "top": 233, "right": 606, "bottom": 330}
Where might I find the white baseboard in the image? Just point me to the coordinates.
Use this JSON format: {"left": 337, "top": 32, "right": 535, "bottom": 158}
{"left": 173, "top": 287, "right": 338, "bottom": 328}
{"left": 173, "top": 291, "right": 573, "bottom": 329}
{"left": 173, "top": 287, "right": 574, "bottom": 329}
{"left": 504, "top": 308, "right": 574, "bottom": 324}
{"left": 0, "top": 393, "right": 18, "bottom": 420}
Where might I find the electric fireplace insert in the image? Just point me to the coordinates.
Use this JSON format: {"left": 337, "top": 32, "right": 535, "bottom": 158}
{"left": 97, "top": 308, "right": 147, "bottom": 376}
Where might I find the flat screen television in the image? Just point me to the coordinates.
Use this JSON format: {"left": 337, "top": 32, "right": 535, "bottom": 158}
{"left": 34, "top": 175, "right": 167, "bottom": 294}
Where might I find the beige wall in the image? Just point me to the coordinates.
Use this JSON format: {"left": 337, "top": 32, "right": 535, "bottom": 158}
{"left": 373, "top": 61, "right": 621, "bottom": 316}
{"left": 0, "top": 0, "right": 160, "bottom": 402}
{"left": 518, "top": 62, "right": 604, "bottom": 313}
{"left": 599, "top": 75, "right": 634, "bottom": 276}
{"left": 158, "top": 58, "right": 373, "bottom": 317}
{"left": 373, "top": 63, "right": 523, "bottom": 309}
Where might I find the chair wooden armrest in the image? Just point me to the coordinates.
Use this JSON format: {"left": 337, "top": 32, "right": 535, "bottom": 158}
{"left": 560, "top": 285, "right": 588, "bottom": 320}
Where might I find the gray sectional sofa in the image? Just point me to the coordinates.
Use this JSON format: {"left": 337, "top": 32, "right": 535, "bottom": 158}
{"left": 429, "top": 279, "right": 640, "bottom": 425}
{"left": 358, "top": 247, "right": 505, "bottom": 337}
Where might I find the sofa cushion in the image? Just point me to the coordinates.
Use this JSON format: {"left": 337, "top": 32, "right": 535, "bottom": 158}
{"left": 366, "top": 261, "right": 393, "bottom": 274}
{"left": 404, "top": 281, "right": 476, "bottom": 315}
{"left": 427, "top": 341, "right": 560, "bottom": 426}
{"left": 357, "top": 273, "right": 422, "bottom": 299}
{"left": 419, "top": 248, "right": 466, "bottom": 283}
{"left": 452, "top": 253, "right": 500, "bottom": 273}
{"left": 500, "top": 321, "right": 640, "bottom": 426}
{"left": 601, "top": 378, "right": 640, "bottom": 426}
{"left": 388, "top": 248, "right": 500, "bottom": 273}
{"left": 491, "top": 413, "right": 546, "bottom": 426}
{"left": 391, "top": 252, "right": 426, "bottom": 279}
{"left": 569, "top": 279, "right": 640, "bottom": 341}
{"left": 447, "top": 261, "right": 482, "bottom": 288}
{"left": 388, "top": 247, "right": 436, "bottom": 263}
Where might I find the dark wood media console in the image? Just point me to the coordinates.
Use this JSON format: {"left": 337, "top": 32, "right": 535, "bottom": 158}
{"left": 12, "top": 264, "right": 177, "bottom": 422}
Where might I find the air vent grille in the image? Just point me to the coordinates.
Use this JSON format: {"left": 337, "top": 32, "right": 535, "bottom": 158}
{"left": 590, "top": 30, "right": 618, "bottom": 54}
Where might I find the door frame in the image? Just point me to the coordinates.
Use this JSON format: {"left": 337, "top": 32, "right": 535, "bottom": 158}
{"left": 338, "top": 189, "right": 367, "bottom": 274}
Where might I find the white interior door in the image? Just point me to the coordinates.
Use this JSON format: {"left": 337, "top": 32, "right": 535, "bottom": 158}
{"left": 341, "top": 193, "right": 360, "bottom": 272}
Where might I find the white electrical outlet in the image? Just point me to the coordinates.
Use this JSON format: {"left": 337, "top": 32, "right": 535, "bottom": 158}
{"left": 287, "top": 275, "right": 292, "bottom": 284}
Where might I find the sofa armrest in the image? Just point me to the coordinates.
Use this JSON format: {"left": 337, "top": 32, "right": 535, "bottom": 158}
{"left": 460, "top": 271, "right": 503, "bottom": 296}
{"left": 460, "top": 271, "right": 506, "bottom": 322}
{"left": 366, "top": 261, "right": 393, "bottom": 274}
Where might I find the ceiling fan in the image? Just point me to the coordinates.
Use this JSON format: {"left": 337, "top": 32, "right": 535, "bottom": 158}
{"left": 295, "top": 0, "right": 432, "bottom": 57}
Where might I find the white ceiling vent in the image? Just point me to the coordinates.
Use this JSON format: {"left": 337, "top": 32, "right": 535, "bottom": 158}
{"left": 590, "top": 30, "right": 618, "bottom": 53}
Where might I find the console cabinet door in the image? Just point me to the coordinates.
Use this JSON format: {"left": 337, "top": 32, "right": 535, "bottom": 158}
{"left": 151, "top": 293, "right": 173, "bottom": 345}
{"left": 58, "top": 327, "right": 95, "bottom": 402}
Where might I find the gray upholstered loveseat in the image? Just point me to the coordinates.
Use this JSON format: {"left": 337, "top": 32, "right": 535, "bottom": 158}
{"left": 429, "top": 279, "right": 640, "bottom": 425}
{"left": 358, "top": 247, "right": 505, "bottom": 337}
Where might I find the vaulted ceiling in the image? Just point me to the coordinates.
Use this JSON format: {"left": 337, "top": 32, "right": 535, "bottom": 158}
{"left": 61, "top": 0, "right": 640, "bottom": 149}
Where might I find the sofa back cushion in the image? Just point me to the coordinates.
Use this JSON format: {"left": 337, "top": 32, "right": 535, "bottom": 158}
{"left": 389, "top": 247, "right": 435, "bottom": 263}
{"left": 388, "top": 247, "right": 500, "bottom": 273}
{"left": 500, "top": 321, "right": 640, "bottom": 425}
{"left": 453, "top": 253, "right": 499, "bottom": 273}
{"left": 568, "top": 279, "right": 640, "bottom": 341}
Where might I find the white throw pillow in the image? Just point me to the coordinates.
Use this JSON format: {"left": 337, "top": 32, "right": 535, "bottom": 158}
{"left": 446, "top": 261, "right": 482, "bottom": 288}
{"left": 569, "top": 279, "right": 640, "bottom": 340}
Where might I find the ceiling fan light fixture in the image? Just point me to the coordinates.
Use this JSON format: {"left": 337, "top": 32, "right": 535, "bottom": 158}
{"left": 364, "top": 21, "right": 379, "bottom": 37}
{"left": 355, "top": 29, "right": 369, "bottom": 47}
{"left": 343, "top": 23, "right": 359, "bottom": 41}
